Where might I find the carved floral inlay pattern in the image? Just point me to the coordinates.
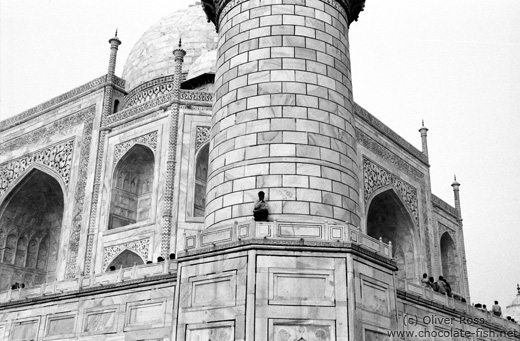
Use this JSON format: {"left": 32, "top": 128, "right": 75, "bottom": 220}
{"left": 363, "top": 158, "right": 419, "bottom": 226}
{"left": 0, "top": 139, "right": 74, "bottom": 198}
{"left": 122, "top": 76, "right": 176, "bottom": 109}
{"left": 113, "top": 131, "right": 158, "bottom": 165}
{"left": 103, "top": 238, "right": 150, "bottom": 269}
{"left": 274, "top": 324, "right": 331, "bottom": 341}
{"left": 196, "top": 126, "right": 211, "bottom": 151}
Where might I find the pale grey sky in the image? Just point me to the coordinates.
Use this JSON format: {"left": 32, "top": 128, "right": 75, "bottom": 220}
{"left": 1, "top": 0, "right": 519, "bottom": 309}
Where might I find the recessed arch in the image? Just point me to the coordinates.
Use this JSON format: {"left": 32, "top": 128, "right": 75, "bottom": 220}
{"left": 0, "top": 168, "right": 64, "bottom": 287}
{"left": 0, "top": 163, "right": 67, "bottom": 205}
{"left": 366, "top": 188, "right": 417, "bottom": 282}
{"left": 105, "top": 249, "right": 144, "bottom": 271}
{"left": 109, "top": 144, "right": 155, "bottom": 229}
{"left": 440, "top": 232, "right": 459, "bottom": 292}
{"left": 193, "top": 143, "right": 209, "bottom": 217}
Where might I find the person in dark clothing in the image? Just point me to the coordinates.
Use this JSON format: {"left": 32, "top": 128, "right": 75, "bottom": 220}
{"left": 253, "top": 191, "right": 269, "bottom": 221}
{"left": 439, "top": 276, "right": 452, "bottom": 297}
{"left": 429, "top": 277, "right": 439, "bottom": 292}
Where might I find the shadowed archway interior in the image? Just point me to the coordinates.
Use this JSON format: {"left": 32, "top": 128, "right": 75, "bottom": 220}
{"left": 367, "top": 189, "right": 416, "bottom": 282}
{"left": 106, "top": 249, "right": 144, "bottom": 271}
{"left": 0, "top": 170, "right": 64, "bottom": 290}
{"left": 440, "top": 232, "right": 459, "bottom": 292}
{"left": 109, "top": 145, "right": 155, "bottom": 230}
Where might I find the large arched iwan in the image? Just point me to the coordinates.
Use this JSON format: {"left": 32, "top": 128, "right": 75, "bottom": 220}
{"left": 0, "top": 169, "right": 64, "bottom": 290}
{"left": 366, "top": 188, "right": 417, "bottom": 282}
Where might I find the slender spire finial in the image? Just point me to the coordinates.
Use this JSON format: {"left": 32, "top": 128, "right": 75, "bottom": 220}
{"left": 115, "top": 29, "right": 118, "bottom": 37}
{"left": 422, "top": 119, "right": 425, "bottom": 127}
{"left": 178, "top": 37, "right": 182, "bottom": 48}
{"left": 454, "top": 174, "right": 457, "bottom": 181}
{"left": 517, "top": 283, "right": 519, "bottom": 295}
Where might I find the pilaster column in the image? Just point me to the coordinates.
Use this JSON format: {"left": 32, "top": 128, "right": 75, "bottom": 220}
{"left": 202, "top": 0, "right": 366, "bottom": 228}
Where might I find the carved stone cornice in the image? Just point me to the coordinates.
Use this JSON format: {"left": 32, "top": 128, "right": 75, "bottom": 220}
{"left": 201, "top": 0, "right": 365, "bottom": 32}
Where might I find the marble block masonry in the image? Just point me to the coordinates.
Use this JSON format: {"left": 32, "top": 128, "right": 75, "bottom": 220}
{"left": 0, "top": 0, "right": 519, "bottom": 340}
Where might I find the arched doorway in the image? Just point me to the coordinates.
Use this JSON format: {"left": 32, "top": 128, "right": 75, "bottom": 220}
{"left": 109, "top": 145, "right": 155, "bottom": 229}
{"left": 440, "top": 232, "right": 458, "bottom": 292}
{"left": 0, "top": 169, "right": 64, "bottom": 290}
{"left": 366, "top": 188, "right": 417, "bottom": 282}
{"left": 106, "top": 250, "right": 144, "bottom": 271}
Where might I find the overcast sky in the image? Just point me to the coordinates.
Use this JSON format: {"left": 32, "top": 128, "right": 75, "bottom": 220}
{"left": 1, "top": 1, "right": 519, "bottom": 309}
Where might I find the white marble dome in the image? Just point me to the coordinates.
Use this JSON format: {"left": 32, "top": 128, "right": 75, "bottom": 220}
{"left": 122, "top": 4, "right": 218, "bottom": 91}
{"left": 186, "top": 50, "right": 217, "bottom": 81}
{"left": 505, "top": 286, "right": 520, "bottom": 322}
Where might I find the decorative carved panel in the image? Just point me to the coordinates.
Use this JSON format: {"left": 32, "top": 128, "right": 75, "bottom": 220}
{"left": 103, "top": 238, "right": 150, "bottom": 269}
{"left": 0, "top": 139, "right": 74, "bottom": 198}
{"left": 113, "top": 131, "right": 158, "bottom": 165}
{"left": 272, "top": 322, "right": 333, "bottom": 341}
{"left": 363, "top": 158, "right": 418, "bottom": 226}
{"left": 195, "top": 126, "right": 210, "bottom": 151}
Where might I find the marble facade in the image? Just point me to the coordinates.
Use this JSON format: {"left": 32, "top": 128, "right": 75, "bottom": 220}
{"left": 0, "top": 1, "right": 519, "bottom": 340}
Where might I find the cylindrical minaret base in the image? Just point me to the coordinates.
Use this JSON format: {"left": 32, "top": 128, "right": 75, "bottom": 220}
{"left": 205, "top": 0, "right": 361, "bottom": 228}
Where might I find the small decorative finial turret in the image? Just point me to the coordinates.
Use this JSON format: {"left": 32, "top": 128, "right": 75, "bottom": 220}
{"left": 173, "top": 36, "right": 186, "bottom": 62}
{"left": 517, "top": 283, "right": 520, "bottom": 295}
{"left": 451, "top": 175, "right": 462, "bottom": 217}
{"left": 107, "top": 30, "right": 122, "bottom": 77}
{"left": 419, "top": 120, "right": 429, "bottom": 159}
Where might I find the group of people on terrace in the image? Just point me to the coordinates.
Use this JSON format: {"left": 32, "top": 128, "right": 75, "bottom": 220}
{"left": 421, "top": 273, "right": 457, "bottom": 299}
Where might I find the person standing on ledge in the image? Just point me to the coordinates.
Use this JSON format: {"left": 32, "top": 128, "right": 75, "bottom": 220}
{"left": 253, "top": 191, "right": 269, "bottom": 222}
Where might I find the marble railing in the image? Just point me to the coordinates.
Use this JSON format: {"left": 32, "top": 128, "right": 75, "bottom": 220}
{"left": 183, "top": 219, "right": 393, "bottom": 258}
{"left": 397, "top": 279, "right": 520, "bottom": 332}
{"left": 0, "top": 260, "right": 177, "bottom": 304}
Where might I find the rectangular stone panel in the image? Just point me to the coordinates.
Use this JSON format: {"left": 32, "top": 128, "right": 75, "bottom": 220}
{"left": 124, "top": 298, "right": 166, "bottom": 331}
{"left": 189, "top": 272, "right": 237, "bottom": 308}
{"left": 361, "top": 276, "right": 390, "bottom": 316}
{"left": 277, "top": 222, "right": 323, "bottom": 238}
{"left": 270, "top": 319, "right": 335, "bottom": 341}
{"left": 186, "top": 321, "right": 234, "bottom": 341}
{"left": 256, "top": 222, "right": 273, "bottom": 237}
{"left": 364, "top": 328, "right": 389, "bottom": 341}
{"left": 45, "top": 313, "right": 76, "bottom": 339}
{"left": 11, "top": 318, "right": 39, "bottom": 341}
{"left": 200, "top": 228, "right": 233, "bottom": 246}
{"left": 82, "top": 307, "right": 118, "bottom": 335}
{"left": 269, "top": 268, "right": 335, "bottom": 306}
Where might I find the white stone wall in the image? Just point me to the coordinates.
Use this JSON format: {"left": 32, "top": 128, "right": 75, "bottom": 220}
{"left": 206, "top": 0, "right": 361, "bottom": 228}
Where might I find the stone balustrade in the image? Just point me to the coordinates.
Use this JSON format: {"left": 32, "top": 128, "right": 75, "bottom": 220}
{"left": 182, "top": 219, "right": 393, "bottom": 258}
{"left": 0, "top": 260, "right": 177, "bottom": 304}
{"left": 397, "top": 278, "right": 520, "bottom": 332}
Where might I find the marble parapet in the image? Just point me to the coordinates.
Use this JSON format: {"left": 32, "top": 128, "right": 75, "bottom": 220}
{"left": 0, "top": 260, "right": 177, "bottom": 306}
{"left": 180, "top": 219, "right": 393, "bottom": 260}
{"left": 397, "top": 280, "right": 520, "bottom": 335}
{"left": 121, "top": 74, "right": 191, "bottom": 109}
{"left": 432, "top": 194, "right": 459, "bottom": 218}
{"left": 355, "top": 103, "right": 429, "bottom": 165}
{"left": 0, "top": 75, "right": 125, "bottom": 132}
{"left": 104, "top": 89, "right": 213, "bottom": 128}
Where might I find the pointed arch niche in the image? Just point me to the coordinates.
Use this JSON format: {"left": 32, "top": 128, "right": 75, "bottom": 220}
{"left": 106, "top": 249, "right": 144, "bottom": 271}
{"left": 440, "top": 232, "right": 459, "bottom": 292}
{"left": 109, "top": 145, "right": 155, "bottom": 230}
{"left": 0, "top": 169, "right": 64, "bottom": 289}
{"left": 366, "top": 188, "right": 417, "bottom": 282}
{"left": 193, "top": 143, "right": 209, "bottom": 217}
